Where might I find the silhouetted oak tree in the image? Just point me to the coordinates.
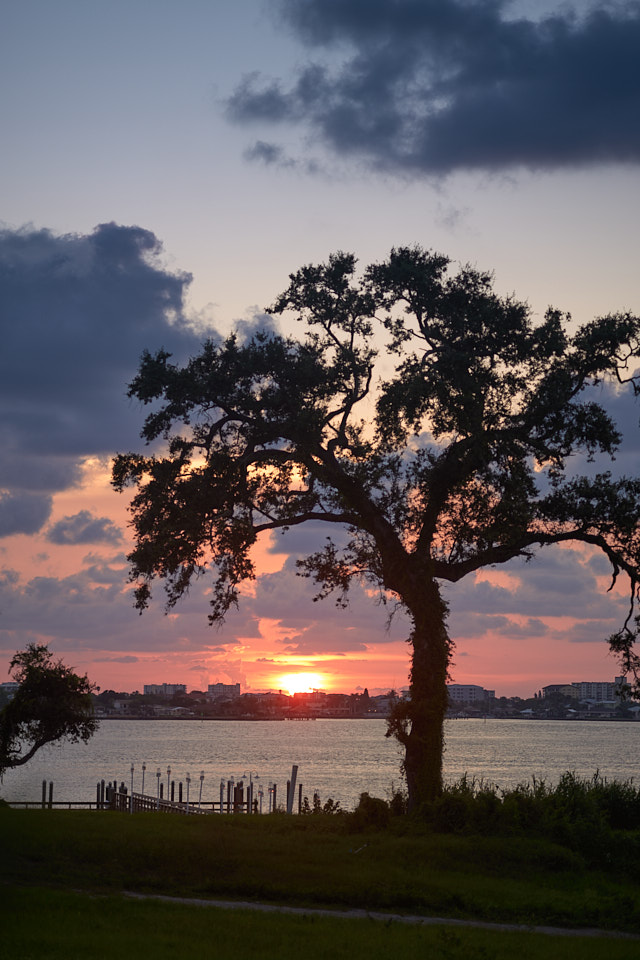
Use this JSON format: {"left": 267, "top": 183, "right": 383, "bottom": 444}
{"left": 113, "top": 248, "right": 640, "bottom": 808}
{"left": 0, "top": 644, "right": 98, "bottom": 776}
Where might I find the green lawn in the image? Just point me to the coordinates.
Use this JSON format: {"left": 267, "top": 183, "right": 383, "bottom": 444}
{"left": 2, "top": 807, "right": 639, "bottom": 959}
{"left": 4, "top": 886, "right": 640, "bottom": 960}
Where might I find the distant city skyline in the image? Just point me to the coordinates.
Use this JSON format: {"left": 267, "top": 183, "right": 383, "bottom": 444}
{"left": 88, "top": 674, "right": 626, "bottom": 701}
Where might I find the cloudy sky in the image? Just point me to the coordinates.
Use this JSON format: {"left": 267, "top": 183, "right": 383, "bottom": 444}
{"left": 1, "top": 0, "right": 639, "bottom": 697}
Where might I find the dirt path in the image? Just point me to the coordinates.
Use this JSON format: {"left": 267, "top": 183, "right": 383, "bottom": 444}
{"left": 123, "top": 891, "right": 640, "bottom": 940}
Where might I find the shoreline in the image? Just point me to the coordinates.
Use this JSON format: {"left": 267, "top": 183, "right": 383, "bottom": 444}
{"left": 94, "top": 714, "right": 640, "bottom": 722}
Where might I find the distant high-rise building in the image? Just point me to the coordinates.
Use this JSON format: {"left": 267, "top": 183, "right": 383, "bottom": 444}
{"left": 542, "top": 677, "right": 626, "bottom": 702}
{"left": 143, "top": 683, "right": 187, "bottom": 698}
{"left": 447, "top": 684, "right": 495, "bottom": 703}
{"left": 207, "top": 682, "right": 241, "bottom": 700}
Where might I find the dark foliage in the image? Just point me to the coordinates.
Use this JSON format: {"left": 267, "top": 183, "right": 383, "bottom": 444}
{"left": 420, "top": 773, "right": 640, "bottom": 876}
{"left": 349, "top": 792, "right": 392, "bottom": 832}
{"left": 0, "top": 643, "right": 98, "bottom": 776}
{"left": 301, "top": 794, "right": 343, "bottom": 816}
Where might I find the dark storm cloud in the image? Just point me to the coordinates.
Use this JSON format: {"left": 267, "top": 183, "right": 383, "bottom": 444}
{"left": 470, "top": 614, "right": 549, "bottom": 638}
{"left": 0, "top": 221, "right": 202, "bottom": 536}
{"left": 253, "top": 556, "right": 411, "bottom": 653}
{"left": 0, "top": 492, "right": 53, "bottom": 537}
{"left": 94, "top": 655, "right": 140, "bottom": 664}
{"left": 81, "top": 554, "right": 130, "bottom": 584}
{"left": 0, "top": 554, "right": 253, "bottom": 653}
{"left": 447, "top": 547, "right": 629, "bottom": 644}
{"left": 227, "top": 0, "right": 640, "bottom": 175}
{"left": 0, "top": 454, "right": 81, "bottom": 492}
{"left": 46, "top": 510, "right": 123, "bottom": 546}
{"left": 267, "top": 521, "right": 350, "bottom": 556}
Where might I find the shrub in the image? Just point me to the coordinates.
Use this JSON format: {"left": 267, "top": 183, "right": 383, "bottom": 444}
{"left": 586, "top": 774, "right": 640, "bottom": 830}
{"left": 301, "top": 794, "right": 342, "bottom": 816}
{"left": 348, "top": 793, "right": 391, "bottom": 832}
{"left": 388, "top": 783, "right": 408, "bottom": 816}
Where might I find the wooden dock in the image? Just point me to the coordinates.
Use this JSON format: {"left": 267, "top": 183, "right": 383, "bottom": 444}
{"left": 8, "top": 767, "right": 309, "bottom": 815}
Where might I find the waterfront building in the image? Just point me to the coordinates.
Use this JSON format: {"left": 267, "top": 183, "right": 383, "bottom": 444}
{"left": 542, "top": 677, "right": 626, "bottom": 702}
{"left": 207, "top": 682, "right": 241, "bottom": 700}
{"left": 542, "top": 683, "right": 579, "bottom": 699}
{"left": 143, "top": 683, "right": 187, "bottom": 697}
{"left": 447, "top": 684, "right": 495, "bottom": 703}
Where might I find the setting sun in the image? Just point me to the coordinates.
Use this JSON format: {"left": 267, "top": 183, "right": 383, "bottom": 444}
{"left": 277, "top": 672, "right": 326, "bottom": 695}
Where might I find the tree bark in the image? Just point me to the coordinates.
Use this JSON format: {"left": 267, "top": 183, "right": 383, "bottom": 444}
{"left": 394, "top": 578, "right": 452, "bottom": 810}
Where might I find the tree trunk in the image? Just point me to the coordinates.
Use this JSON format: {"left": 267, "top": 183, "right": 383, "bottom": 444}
{"left": 401, "top": 579, "right": 452, "bottom": 810}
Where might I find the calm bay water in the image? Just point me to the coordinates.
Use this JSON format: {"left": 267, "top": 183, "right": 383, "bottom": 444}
{"left": 3, "top": 718, "right": 640, "bottom": 810}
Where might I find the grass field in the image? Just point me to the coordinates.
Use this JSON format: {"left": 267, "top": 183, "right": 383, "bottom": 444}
{"left": 3, "top": 783, "right": 640, "bottom": 958}
{"left": 4, "top": 885, "right": 640, "bottom": 960}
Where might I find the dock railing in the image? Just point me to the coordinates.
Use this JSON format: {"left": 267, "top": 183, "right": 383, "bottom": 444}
{"left": 112, "top": 790, "right": 218, "bottom": 814}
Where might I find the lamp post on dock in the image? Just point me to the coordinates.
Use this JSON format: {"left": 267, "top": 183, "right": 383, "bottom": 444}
{"left": 156, "top": 768, "right": 161, "bottom": 810}
{"left": 141, "top": 762, "right": 146, "bottom": 796}
{"left": 186, "top": 772, "right": 191, "bottom": 814}
{"left": 166, "top": 766, "right": 171, "bottom": 799}
{"left": 130, "top": 764, "right": 134, "bottom": 814}
{"left": 241, "top": 770, "right": 259, "bottom": 813}
{"left": 198, "top": 771, "right": 204, "bottom": 810}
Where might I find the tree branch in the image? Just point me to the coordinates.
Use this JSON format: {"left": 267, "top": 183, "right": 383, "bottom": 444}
{"left": 434, "top": 528, "right": 639, "bottom": 587}
{"left": 253, "top": 510, "right": 358, "bottom": 534}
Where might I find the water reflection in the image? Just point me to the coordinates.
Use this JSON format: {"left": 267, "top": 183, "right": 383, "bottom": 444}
{"left": 2, "top": 718, "right": 639, "bottom": 809}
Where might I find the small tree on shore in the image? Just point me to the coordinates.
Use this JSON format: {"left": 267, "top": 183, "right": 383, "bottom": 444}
{"left": 0, "top": 643, "right": 98, "bottom": 776}
{"left": 113, "top": 247, "right": 640, "bottom": 809}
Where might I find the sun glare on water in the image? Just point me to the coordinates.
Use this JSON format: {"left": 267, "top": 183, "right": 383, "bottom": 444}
{"left": 278, "top": 672, "right": 326, "bottom": 695}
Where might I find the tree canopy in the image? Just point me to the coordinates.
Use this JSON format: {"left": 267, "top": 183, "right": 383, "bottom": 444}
{"left": 113, "top": 247, "right": 640, "bottom": 808}
{"left": 0, "top": 643, "right": 98, "bottom": 776}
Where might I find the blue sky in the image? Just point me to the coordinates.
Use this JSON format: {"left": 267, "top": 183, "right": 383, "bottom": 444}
{"left": 1, "top": 0, "right": 639, "bottom": 696}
